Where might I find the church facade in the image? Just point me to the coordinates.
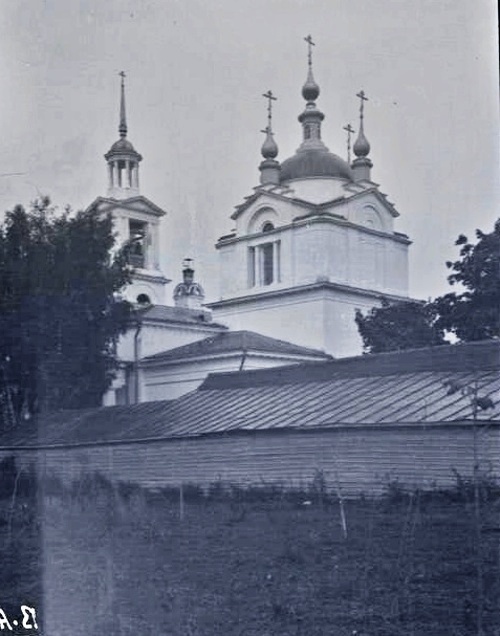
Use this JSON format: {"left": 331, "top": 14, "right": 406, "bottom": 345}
{"left": 89, "top": 70, "right": 334, "bottom": 406}
{"left": 91, "top": 40, "right": 413, "bottom": 404}
{"left": 208, "top": 44, "right": 411, "bottom": 357}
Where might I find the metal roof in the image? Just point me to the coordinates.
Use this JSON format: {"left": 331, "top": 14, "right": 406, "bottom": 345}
{"left": 1, "top": 341, "right": 499, "bottom": 449}
{"left": 142, "top": 330, "right": 332, "bottom": 363}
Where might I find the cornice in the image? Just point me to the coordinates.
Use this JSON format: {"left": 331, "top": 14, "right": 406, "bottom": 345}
{"left": 207, "top": 281, "right": 412, "bottom": 309}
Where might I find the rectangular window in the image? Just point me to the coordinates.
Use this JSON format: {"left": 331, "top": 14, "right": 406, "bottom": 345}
{"left": 262, "top": 243, "right": 274, "bottom": 285}
{"left": 248, "top": 241, "right": 280, "bottom": 288}
{"left": 248, "top": 247, "right": 256, "bottom": 287}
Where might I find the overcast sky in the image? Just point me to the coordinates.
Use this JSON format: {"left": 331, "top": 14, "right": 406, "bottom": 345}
{"left": 0, "top": 0, "right": 498, "bottom": 302}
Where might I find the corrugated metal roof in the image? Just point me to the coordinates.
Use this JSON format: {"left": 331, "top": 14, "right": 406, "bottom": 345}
{"left": 142, "top": 330, "right": 332, "bottom": 363}
{"left": 1, "top": 341, "right": 499, "bottom": 449}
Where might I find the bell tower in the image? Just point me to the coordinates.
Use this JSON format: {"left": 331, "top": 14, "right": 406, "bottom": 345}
{"left": 86, "top": 72, "right": 170, "bottom": 305}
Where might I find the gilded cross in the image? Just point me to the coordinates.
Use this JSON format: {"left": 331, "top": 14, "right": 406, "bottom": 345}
{"left": 343, "top": 123, "right": 355, "bottom": 163}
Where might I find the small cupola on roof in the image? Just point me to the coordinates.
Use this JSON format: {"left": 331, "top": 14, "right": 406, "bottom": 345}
{"left": 351, "top": 90, "right": 373, "bottom": 182}
{"left": 259, "top": 90, "right": 281, "bottom": 186}
{"left": 173, "top": 259, "right": 206, "bottom": 310}
{"left": 280, "top": 36, "right": 353, "bottom": 183}
{"left": 104, "top": 72, "right": 142, "bottom": 200}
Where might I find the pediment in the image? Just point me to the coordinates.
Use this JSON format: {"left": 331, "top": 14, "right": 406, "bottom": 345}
{"left": 86, "top": 195, "right": 166, "bottom": 218}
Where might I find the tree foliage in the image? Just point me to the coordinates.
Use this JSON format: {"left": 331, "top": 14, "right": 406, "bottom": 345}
{"left": 0, "top": 197, "right": 132, "bottom": 425}
{"left": 355, "top": 299, "right": 446, "bottom": 354}
{"left": 434, "top": 219, "right": 500, "bottom": 342}
{"left": 355, "top": 218, "right": 499, "bottom": 354}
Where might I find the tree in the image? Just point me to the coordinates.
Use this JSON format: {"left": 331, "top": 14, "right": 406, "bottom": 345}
{"left": 0, "top": 197, "right": 132, "bottom": 425}
{"left": 434, "top": 219, "right": 500, "bottom": 342}
{"left": 355, "top": 299, "right": 446, "bottom": 354}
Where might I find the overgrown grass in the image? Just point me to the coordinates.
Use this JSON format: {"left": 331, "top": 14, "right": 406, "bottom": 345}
{"left": 1, "top": 466, "right": 500, "bottom": 635}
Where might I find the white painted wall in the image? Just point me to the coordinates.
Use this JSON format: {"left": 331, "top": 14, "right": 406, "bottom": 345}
{"left": 142, "top": 352, "right": 322, "bottom": 402}
{"left": 212, "top": 286, "right": 395, "bottom": 358}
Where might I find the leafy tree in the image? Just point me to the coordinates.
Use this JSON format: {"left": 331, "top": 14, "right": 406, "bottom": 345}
{"left": 0, "top": 197, "right": 132, "bottom": 425}
{"left": 355, "top": 299, "right": 446, "bottom": 354}
{"left": 434, "top": 219, "right": 500, "bottom": 342}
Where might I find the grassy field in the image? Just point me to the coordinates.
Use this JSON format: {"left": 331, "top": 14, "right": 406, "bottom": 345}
{"left": 1, "top": 476, "right": 500, "bottom": 636}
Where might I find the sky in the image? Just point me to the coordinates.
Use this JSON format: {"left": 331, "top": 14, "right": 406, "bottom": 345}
{"left": 0, "top": 0, "right": 498, "bottom": 303}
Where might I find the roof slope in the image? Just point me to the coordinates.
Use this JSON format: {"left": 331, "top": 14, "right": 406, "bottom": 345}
{"left": 143, "top": 330, "right": 332, "bottom": 363}
{"left": 1, "top": 341, "right": 499, "bottom": 449}
{"left": 200, "top": 340, "right": 500, "bottom": 390}
{"left": 136, "top": 304, "right": 227, "bottom": 329}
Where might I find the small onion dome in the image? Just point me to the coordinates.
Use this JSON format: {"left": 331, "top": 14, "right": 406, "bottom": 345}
{"left": 302, "top": 67, "right": 320, "bottom": 102}
{"left": 261, "top": 128, "right": 278, "bottom": 159}
{"left": 173, "top": 281, "right": 205, "bottom": 300}
{"left": 353, "top": 127, "right": 370, "bottom": 158}
{"left": 280, "top": 149, "right": 353, "bottom": 182}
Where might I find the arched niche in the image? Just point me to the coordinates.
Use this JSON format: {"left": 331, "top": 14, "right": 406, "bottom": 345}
{"left": 247, "top": 206, "right": 279, "bottom": 235}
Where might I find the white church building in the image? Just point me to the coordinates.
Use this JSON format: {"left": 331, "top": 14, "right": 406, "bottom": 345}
{"left": 92, "top": 42, "right": 412, "bottom": 406}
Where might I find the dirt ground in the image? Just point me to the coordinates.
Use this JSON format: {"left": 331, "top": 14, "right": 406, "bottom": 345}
{"left": 1, "top": 482, "right": 500, "bottom": 636}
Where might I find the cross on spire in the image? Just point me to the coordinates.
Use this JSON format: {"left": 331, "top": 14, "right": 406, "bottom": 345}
{"left": 343, "top": 123, "right": 355, "bottom": 163}
{"left": 262, "top": 90, "right": 277, "bottom": 131}
{"left": 304, "top": 34, "right": 315, "bottom": 67}
{"left": 356, "top": 90, "right": 368, "bottom": 120}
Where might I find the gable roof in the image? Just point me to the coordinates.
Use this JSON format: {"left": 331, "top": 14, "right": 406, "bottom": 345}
{"left": 228, "top": 183, "right": 400, "bottom": 223}
{"left": 86, "top": 195, "right": 166, "bottom": 217}
{"left": 142, "top": 330, "right": 332, "bottom": 363}
{"left": 1, "top": 340, "right": 499, "bottom": 449}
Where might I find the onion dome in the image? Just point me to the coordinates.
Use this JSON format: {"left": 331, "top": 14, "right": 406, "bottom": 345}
{"left": 279, "top": 36, "right": 353, "bottom": 183}
{"left": 173, "top": 259, "right": 205, "bottom": 309}
{"left": 258, "top": 91, "right": 281, "bottom": 185}
{"left": 302, "top": 66, "right": 320, "bottom": 102}
{"left": 351, "top": 90, "right": 373, "bottom": 181}
{"left": 281, "top": 150, "right": 353, "bottom": 181}
{"left": 261, "top": 126, "right": 278, "bottom": 159}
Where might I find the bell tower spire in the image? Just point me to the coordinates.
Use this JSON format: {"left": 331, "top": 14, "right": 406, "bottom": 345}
{"left": 119, "top": 70, "right": 127, "bottom": 138}
{"left": 104, "top": 71, "right": 142, "bottom": 199}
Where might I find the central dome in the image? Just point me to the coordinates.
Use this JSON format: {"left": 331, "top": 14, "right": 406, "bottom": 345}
{"left": 280, "top": 149, "right": 354, "bottom": 182}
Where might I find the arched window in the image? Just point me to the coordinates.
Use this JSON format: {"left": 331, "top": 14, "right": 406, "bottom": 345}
{"left": 262, "top": 221, "right": 274, "bottom": 233}
{"left": 136, "top": 293, "right": 151, "bottom": 305}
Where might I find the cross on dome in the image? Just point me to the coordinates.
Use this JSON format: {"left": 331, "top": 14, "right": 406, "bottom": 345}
{"left": 304, "top": 34, "right": 315, "bottom": 67}
{"left": 343, "top": 123, "right": 355, "bottom": 163}
{"left": 260, "top": 90, "right": 279, "bottom": 161}
{"left": 302, "top": 35, "right": 319, "bottom": 102}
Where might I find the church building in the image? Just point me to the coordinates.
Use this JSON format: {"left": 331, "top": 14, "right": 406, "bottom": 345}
{"left": 87, "top": 69, "right": 334, "bottom": 406}
{"left": 208, "top": 37, "right": 411, "bottom": 357}
{"left": 86, "top": 38, "right": 413, "bottom": 405}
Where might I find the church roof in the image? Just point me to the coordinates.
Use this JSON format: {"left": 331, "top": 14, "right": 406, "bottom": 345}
{"left": 2, "top": 340, "right": 498, "bottom": 449}
{"left": 280, "top": 149, "right": 354, "bottom": 182}
{"left": 142, "top": 330, "right": 332, "bottom": 363}
{"left": 105, "top": 137, "right": 142, "bottom": 160}
{"left": 136, "top": 304, "right": 228, "bottom": 329}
